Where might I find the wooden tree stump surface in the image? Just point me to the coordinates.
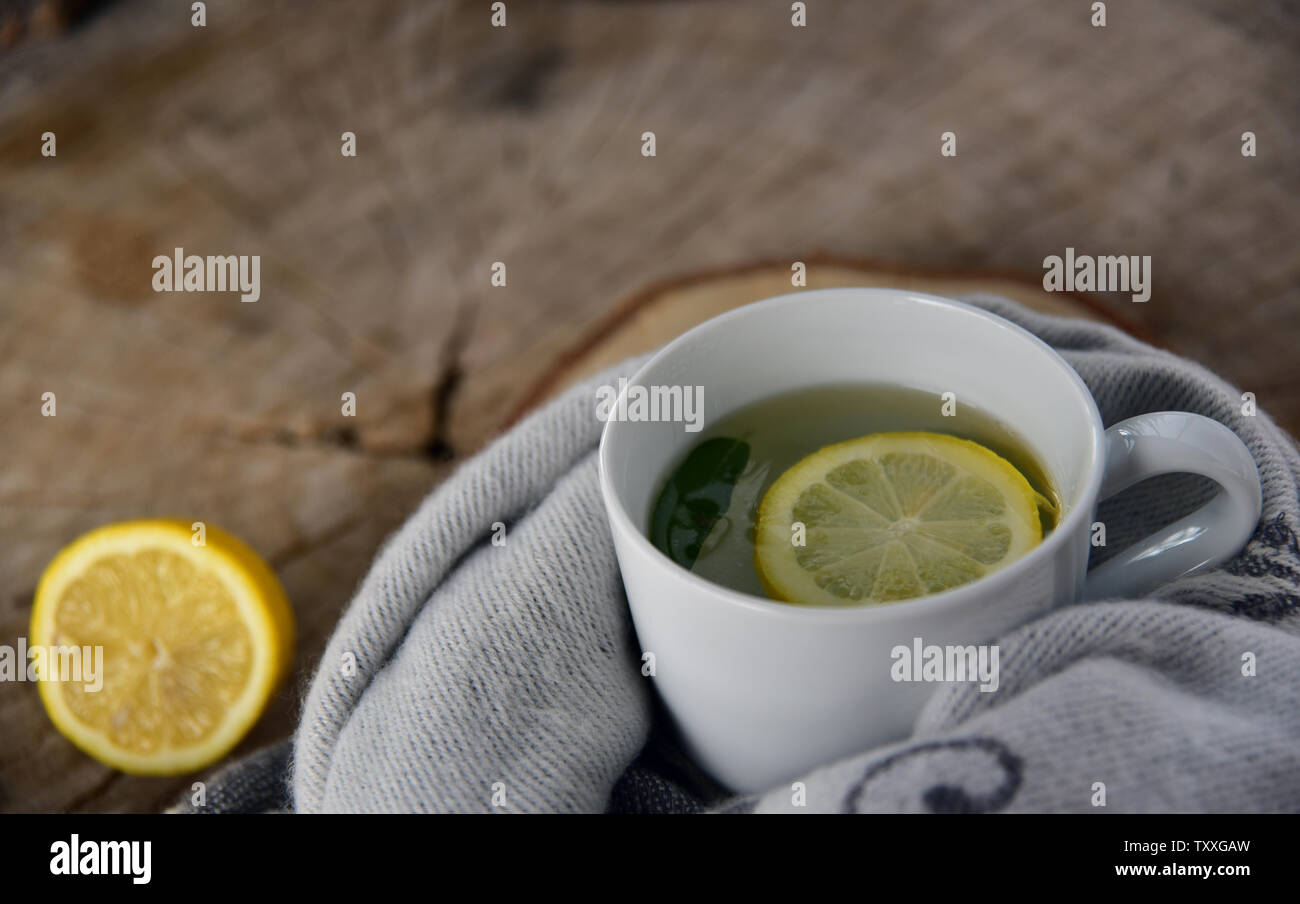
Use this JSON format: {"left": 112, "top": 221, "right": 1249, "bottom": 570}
{"left": 518, "top": 257, "right": 1145, "bottom": 414}
{"left": 0, "top": 0, "right": 1296, "bottom": 812}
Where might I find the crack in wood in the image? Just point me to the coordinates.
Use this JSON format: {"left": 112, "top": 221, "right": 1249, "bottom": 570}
{"left": 423, "top": 296, "right": 479, "bottom": 462}
{"left": 185, "top": 423, "right": 437, "bottom": 462}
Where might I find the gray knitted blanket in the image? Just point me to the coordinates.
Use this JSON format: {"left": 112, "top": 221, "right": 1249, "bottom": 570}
{"left": 176, "top": 295, "right": 1300, "bottom": 814}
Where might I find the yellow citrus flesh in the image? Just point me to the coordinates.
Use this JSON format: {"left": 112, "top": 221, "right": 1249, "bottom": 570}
{"left": 755, "top": 433, "right": 1042, "bottom": 606}
{"left": 29, "top": 519, "right": 293, "bottom": 775}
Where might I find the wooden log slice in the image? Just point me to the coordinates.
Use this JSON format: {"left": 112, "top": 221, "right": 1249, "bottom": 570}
{"left": 514, "top": 256, "right": 1154, "bottom": 416}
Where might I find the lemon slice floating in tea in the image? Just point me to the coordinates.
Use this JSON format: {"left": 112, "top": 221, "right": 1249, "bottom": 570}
{"left": 30, "top": 519, "right": 294, "bottom": 775}
{"left": 754, "top": 432, "right": 1042, "bottom": 606}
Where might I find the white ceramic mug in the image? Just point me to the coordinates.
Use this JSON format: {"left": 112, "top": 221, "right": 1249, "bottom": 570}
{"left": 598, "top": 288, "right": 1261, "bottom": 793}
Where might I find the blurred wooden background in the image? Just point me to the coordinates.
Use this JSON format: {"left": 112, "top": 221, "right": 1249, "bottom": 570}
{"left": 1, "top": 0, "right": 1296, "bottom": 812}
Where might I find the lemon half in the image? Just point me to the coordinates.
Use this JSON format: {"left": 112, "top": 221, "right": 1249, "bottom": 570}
{"left": 755, "top": 432, "right": 1042, "bottom": 606}
{"left": 30, "top": 519, "right": 293, "bottom": 775}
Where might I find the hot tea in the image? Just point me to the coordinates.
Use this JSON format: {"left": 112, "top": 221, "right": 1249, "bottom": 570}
{"left": 648, "top": 383, "right": 1059, "bottom": 605}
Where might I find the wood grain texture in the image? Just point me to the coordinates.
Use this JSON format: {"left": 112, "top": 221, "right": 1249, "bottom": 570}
{"left": 0, "top": 0, "right": 1296, "bottom": 812}
{"left": 0, "top": 0, "right": 106, "bottom": 51}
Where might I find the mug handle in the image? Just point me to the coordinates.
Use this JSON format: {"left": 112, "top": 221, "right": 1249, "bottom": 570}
{"left": 1082, "top": 411, "right": 1261, "bottom": 601}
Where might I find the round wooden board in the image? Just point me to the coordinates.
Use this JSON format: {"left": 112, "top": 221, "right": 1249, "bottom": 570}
{"left": 517, "top": 258, "right": 1148, "bottom": 412}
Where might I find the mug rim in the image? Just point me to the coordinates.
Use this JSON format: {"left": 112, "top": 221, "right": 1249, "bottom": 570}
{"left": 598, "top": 287, "right": 1107, "bottom": 623}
